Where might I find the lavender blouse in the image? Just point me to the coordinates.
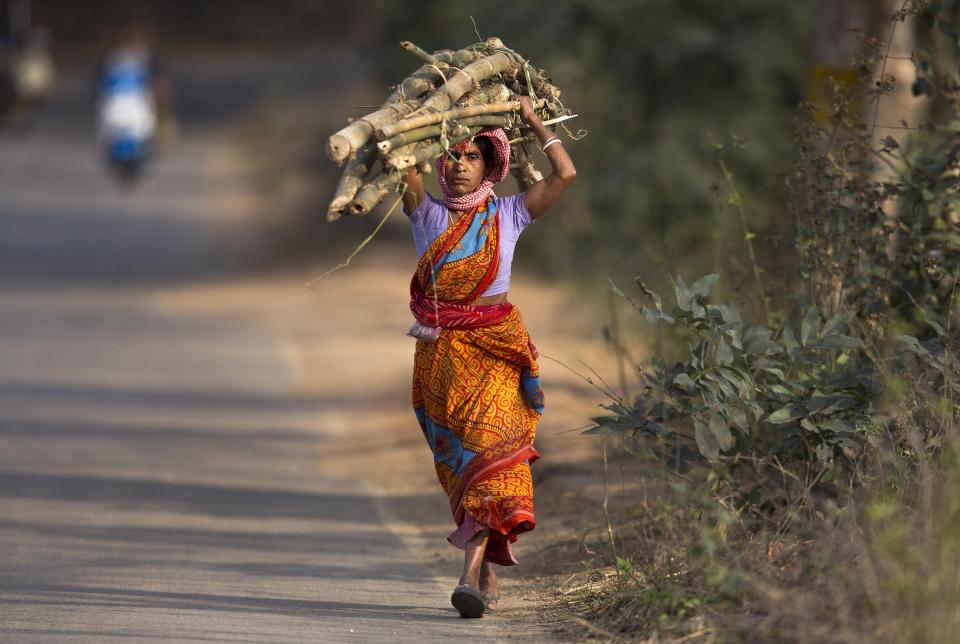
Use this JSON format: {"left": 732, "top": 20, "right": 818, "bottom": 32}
{"left": 406, "top": 192, "right": 534, "bottom": 297}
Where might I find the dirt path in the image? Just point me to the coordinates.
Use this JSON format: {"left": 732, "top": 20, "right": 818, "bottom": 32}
{"left": 155, "top": 234, "right": 625, "bottom": 631}
{"left": 0, "top": 51, "right": 634, "bottom": 642}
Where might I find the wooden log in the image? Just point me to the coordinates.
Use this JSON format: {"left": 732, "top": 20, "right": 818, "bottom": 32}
{"left": 377, "top": 100, "right": 522, "bottom": 140}
{"left": 400, "top": 41, "right": 440, "bottom": 67}
{"left": 384, "top": 128, "right": 483, "bottom": 172}
{"left": 377, "top": 114, "right": 515, "bottom": 154}
{"left": 385, "top": 45, "right": 480, "bottom": 104}
{"left": 327, "top": 144, "right": 376, "bottom": 221}
{"left": 510, "top": 140, "right": 544, "bottom": 191}
{"left": 399, "top": 42, "right": 478, "bottom": 69}
{"left": 384, "top": 64, "right": 445, "bottom": 104}
{"left": 454, "top": 83, "right": 511, "bottom": 108}
{"left": 329, "top": 55, "right": 514, "bottom": 161}
{"left": 530, "top": 69, "right": 562, "bottom": 100}
{"left": 416, "top": 51, "right": 519, "bottom": 117}
{"left": 348, "top": 173, "right": 396, "bottom": 216}
{"left": 327, "top": 99, "right": 421, "bottom": 165}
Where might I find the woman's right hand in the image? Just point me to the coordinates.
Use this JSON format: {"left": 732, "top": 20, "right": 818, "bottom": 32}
{"left": 401, "top": 166, "right": 425, "bottom": 214}
{"left": 515, "top": 95, "right": 539, "bottom": 126}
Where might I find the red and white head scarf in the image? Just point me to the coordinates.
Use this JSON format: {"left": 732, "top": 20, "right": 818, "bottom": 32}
{"left": 435, "top": 126, "right": 511, "bottom": 212}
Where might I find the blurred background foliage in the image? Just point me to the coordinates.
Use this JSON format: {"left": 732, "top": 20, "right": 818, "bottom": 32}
{"left": 28, "top": 0, "right": 821, "bottom": 298}
{"left": 374, "top": 0, "right": 817, "bottom": 292}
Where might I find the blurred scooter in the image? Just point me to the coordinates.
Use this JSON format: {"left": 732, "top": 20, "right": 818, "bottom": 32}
{"left": 97, "top": 53, "right": 156, "bottom": 184}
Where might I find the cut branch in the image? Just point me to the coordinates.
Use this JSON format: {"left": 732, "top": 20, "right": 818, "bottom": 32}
{"left": 416, "top": 51, "right": 519, "bottom": 115}
{"left": 377, "top": 115, "right": 515, "bottom": 154}
{"left": 327, "top": 98, "right": 421, "bottom": 165}
{"left": 510, "top": 139, "right": 543, "bottom": 191}
{"left": 384, "top": 128, "right": 482, "bottom": 172}
{"left": 327, "top": 144, "right": 376, "bottom": 221}
{"left": 384, "top": 65, "right": 445, "bottom": 104}
{"left": 347, "top": 172, "right": 399, "bottom": 216}
{"left": 399, "top": 42, "right": 477, "bottom": 69}
{"left": 377, "top": 100, "right": 523, "bottom": 140}
{"left": 399, "top": 41, "right": 440, "bottom": 67}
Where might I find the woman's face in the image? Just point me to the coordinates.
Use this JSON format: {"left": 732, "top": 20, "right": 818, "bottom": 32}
{"left": 444, "top": 141, "right": 487, "bottom": 196}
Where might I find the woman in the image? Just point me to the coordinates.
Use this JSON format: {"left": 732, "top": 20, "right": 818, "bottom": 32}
{"left": 402, "top": 96, "right": 576, "bottom": 618}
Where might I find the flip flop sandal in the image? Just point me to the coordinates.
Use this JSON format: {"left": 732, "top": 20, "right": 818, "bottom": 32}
{"left": 483, "top": 592, "right": 500, "bottom": 612}
{"left": 451, "top": 584, "right": 485, "bottom": 618}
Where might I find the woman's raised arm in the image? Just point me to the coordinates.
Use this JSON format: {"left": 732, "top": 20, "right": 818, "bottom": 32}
{"left": 516, "top": 96, "right": 576, "bottom": 219}
{"left": 401, "top": 166, "right": 426, "bottom": 213}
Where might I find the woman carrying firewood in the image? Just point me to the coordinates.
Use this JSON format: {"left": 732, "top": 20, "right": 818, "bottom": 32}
{"left": 401, "top": 95, "right": 576, "bottom": 618}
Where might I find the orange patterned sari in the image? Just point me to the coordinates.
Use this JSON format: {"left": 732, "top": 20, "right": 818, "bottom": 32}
{"left": 410, "top": 196, "right": 543, "bottom": 565}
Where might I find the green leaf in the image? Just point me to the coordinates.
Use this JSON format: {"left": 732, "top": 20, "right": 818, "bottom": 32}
{"left": 726, "top": 405, "right": 749, "bottom": 431}
{"left": 672, "top": 373, "right": 697, "bottom": 393}
{"left": 767, "top": 404, "right": 805, "bottom": 424}
{"left": 699, "top": 378, "right": 721, "bottom": 406}
{"left": 820, "top": 419, "right": 854, "bottom": 434}
{"left": 801, "top": 306, "right": 820, "bottom": 346}
{"left": 586, "top": 415, "right": 634, "bottom": 434}
{"left": 694, "top": 418, "right": 720, "bottom": 460}
{"left": 691, "top": 273, "right": 720, "bottom": 299}
{"left": 800, "top": 418, "right": 819, "bottom": 433}
{"left": 623, "top": 435, "right": 654, "bottom": 458}
{"left": 810, "top": 334, "right": 860, "bottom": 351}
{"left": 674, "top": 275, "right": 694, "bottom": 312}
{"left": 719, "top": 368, "right": 753, "bottom": 398}
{"left": 664, "top": 444, "right": 697, "bottom": 475}
{"left": 816, "top": 443, "right": 834, "bottom": 465}
{"left": 743, "top": 326, "right": 780, "bottom": 354}
{"left": 822, "top": 310, "right": 855, "bottom": 337}
{"left": 769, "top": 384, "right": 794, "bottom": 398}
{"left": 895, "top": 335, "right": 931, "bottom": 358}
{"left": 781, "top": 326, "right": 800, "bottom": 359}
{"left": 709, "top": 304, "right": 742, "bottom": 325}
{"left": 641, "top": 305, "right": 676, "bottom": 324}
{"left": 759, "top": 365, "right": 788, "bottom": 381}
{"left": 583, "top": 424, "right": 615, "bottom": 435}
{"left": 709, "top": 409, "right": 734, "bottom": 451}
{"left": 725, "top": 325, "right": 744, "bottom": 350}
{"left": 703, "top": 371, "right": 735, "bottom": 399}
{"left": 817, "top": 397, "right": 858, "bottom": 416}
{"left": 715, "top": 337, "right": 734, "bottom": 366}
{"left": 644, "top": 421, "right": 668, "bottom": 435}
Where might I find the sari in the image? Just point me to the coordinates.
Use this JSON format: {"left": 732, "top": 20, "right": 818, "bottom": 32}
{"left": 410, "top": 195, "right": 544, "bottom": 565}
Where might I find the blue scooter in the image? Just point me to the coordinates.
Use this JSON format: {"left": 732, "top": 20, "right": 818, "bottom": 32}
{"left": 98, "top": 59, "right": 156, "bottom": 184}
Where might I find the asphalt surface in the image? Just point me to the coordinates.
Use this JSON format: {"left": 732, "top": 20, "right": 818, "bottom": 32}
{"left": 0, "top": 54, "right": 552, "bottom": 643}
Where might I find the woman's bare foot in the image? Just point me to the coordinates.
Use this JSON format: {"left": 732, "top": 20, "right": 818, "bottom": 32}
{"left": 479, "top": 562, "right": 500, "bottom": 610}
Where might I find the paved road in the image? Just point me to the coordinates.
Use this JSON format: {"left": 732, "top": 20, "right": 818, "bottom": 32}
{"left": 0, "top": 55, "right": 551, "bottom": 643}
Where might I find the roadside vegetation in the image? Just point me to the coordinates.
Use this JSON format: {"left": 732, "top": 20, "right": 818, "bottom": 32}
{"left": 565, "top": 2, "right": 960, "bottom": 640}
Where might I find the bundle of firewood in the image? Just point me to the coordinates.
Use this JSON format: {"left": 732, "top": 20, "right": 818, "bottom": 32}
{"left": 325, "top": 37, "right": 573, "bottom": 221}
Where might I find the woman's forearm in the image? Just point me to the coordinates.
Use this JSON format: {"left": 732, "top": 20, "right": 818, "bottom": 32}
{"left": 525, "top": 116, "right": 576, "bottom": 185}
